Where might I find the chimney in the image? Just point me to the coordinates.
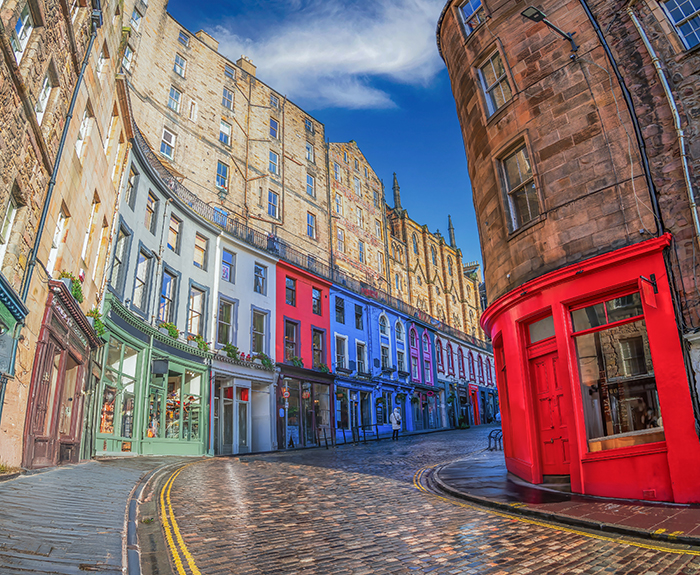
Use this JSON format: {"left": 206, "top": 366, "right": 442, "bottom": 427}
{"left": 448, "top": 215, "right": 457, "bottom": 248}
{"left": 237, "top": 55, "right": 257, "bottom": 77}
{"left": 195, "top": 30, "right": 219, "bottom": 52}
{"left": 392, "top": 172, "right": 402, "bottom": 211}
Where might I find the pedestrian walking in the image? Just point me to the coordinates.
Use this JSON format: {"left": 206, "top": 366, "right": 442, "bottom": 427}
{"left": 390, "top": 407, "right": 402, "bottom": 441}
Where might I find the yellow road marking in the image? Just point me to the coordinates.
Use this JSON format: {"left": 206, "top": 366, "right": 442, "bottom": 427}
{"left": 412, "top": 465, "right": 700, "bottom": 557}
{"left": 160, "top": 461, "right": 204, "bottom": 575}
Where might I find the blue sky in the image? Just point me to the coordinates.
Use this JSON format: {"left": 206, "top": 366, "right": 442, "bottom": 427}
{"left": 166, "top": 0, "right": 483, "bottom": 267}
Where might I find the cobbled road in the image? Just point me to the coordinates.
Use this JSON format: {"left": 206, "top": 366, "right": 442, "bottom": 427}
{"left": 163, "top": 426, "right": 700, "bottom": 574}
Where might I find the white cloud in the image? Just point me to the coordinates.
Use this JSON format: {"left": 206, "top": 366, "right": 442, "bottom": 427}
{"left": 211, "top": 0, "right": 446, "bottom": 109}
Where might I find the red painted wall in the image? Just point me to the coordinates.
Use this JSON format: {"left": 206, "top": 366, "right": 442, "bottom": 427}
{"left": 276, "top": 261, "right": 331, "bottom": 370}
{"left": 483, "top": 235, "right": 700, "bottom": 503}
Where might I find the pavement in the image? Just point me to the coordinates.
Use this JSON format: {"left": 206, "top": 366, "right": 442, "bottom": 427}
{"left": 433, "top": 448, "right": 700, "bottom": 546}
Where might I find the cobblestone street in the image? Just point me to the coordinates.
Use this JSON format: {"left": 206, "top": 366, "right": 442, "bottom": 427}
{"left": 155, "top": 427, "right": 700, "bottom": 574}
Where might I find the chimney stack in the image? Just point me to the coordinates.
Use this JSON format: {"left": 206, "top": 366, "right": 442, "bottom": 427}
{"left": 236, "top": 55, "right": 257, "bottom": 77}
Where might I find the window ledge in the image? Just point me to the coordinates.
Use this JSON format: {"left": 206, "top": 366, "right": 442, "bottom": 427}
{"left": 506, "top": 213, "right": 546, "bottom": 241}
{"left": 485, "top": 98, "right": 516, "bottom": 127}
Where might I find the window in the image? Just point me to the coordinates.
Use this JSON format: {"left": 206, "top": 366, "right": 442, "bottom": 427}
{"left": 395, "top": 274, "right": 401, "bottom": 292}
{"left": 411, "top": 356, "right": 420, "bottom": 380}
{"left": 307, "top": 213, "right": 316, "bottom": 239}
{"left": 188, "top": 286, "right": 205, "bottom": 335}
{"left": 305, "top": 142, "right": 314, "bottom": 162}
{"left": 354, "top": 159, "right": 359, "bottom": 170}
{"left": 353, "top": 177, "right": 361, "bottom": 195}
{"left": 160, "top": 128, "right": 175, "bottom": 159}
{"left": 172, "top": 54, "right": 187, "bottom": 77}
{"left": 219, "top": 120, "right": 231, "bottom": 145}
{"left": 344, "top": 151, "right": 348, "bottom": 163}
{"left": 377, "top": 251, "right": 384, "bottom": 275}
{"left": 356, "top": 342, "right": 366, "bottom": 373}
{"left": 423, "top": 334, "right": 432, "bottom": 384}
{"left": 460, "top": 0, "right": 485, "bottom": 36}
{"left": 75, "top": 108, "right": 92, "bottom": 158}
{"left": 270, "top": 118, "right": 279, "bottom": 139}
{"left": 375, "top": 220, "right": 382, "bottom": 239}
{"left": 35, "top": 73, "right": 54, "bottom": 125}
{"left": 109, "top": 225, "right": 129, "bottom": 292}
{"left": 130, "top": 9, "right": 142, "bottom": 30}
{"left": 373, "top": 190, "right": 379, "bottom": 207}
{"left": 167, "top": 215, "right": 181, "bottom": 252}
{"left": 222, "top": 87, "right": 234, "bottom": 110}
{"left": 144, "top": 192, "right": 158, "bottom": 233}
{"left": 479, "top": 51, "right": 513, "bottom": 116}
{"left": 224, "top": 64, "right": 235, "bottom": 79}
{"left": 216, "top": 161, "right": 229, "bottom": 190}
{"left": 379, "top": 316, "right": 388, "bottom": 335}
{"left": 252, "top": 310, "right": 267, "bottom": 353}
{"left": 477, "top": 355, "right": 484, "bottom": 383}
{"left": 189, "top": 101, "right": 197, "bottom": 121}
{"left": 159, "top": 270, "right": 177, "bottom": 322}
{"left": 217, "top": 299, "right": 235, "bottom": 345}
{"left": 265, "top": 190, "right": 279, "bottom": 219}
{"left": 285, "top": 277, "right": 296, "bottom": 306}
{"left": 178, "top": 31, "right": 190, "bottom": 46}
{"left": 254, "top": 263, "right": 267, "bottom": 294}
{"left": 305, "top": 118, "right": 313, "bottom": 132}
{"left": 0, "top": 196, "right": 18, "bottom": 267}
{"left": 447, "top": 343, "right": 455, "bottom": 375}
{"left": 312, "top": 329, "right": 324, "bottom": 367}
{"left": 335, "top": 297, "right": 345, "bottom": 324}
{"left": 468, "top": 352, "right": 475, "bottom": 380}
{"left": 336, "top": 336, "right": 347, "bottom": 369}
{"left": 124, "top": 167, "right": 138, "bottom": 208}
{"left": 458, "top": 348, "right": 465, "bottom": 378}
{"left": 354, "top": 304, "right": 363, "bottom": 330}
{"left": 664, "top": 0, "right": 700, "bottom": 48}
{"left": 167, "top": 86, "right": 181, "bottom": 113}
{"left": 284, "top": 321, "right": 298, "bottom": 360}
{"left": 436, "top": 339, "right": 444, "bottom": 372}
{"left": 485, "top": 358, "right": 493, "bottom": 385}
{"left": 431, "top": 246, "right": 437, "bottom": 266}
{"left": 381, "top": 345, "right": 391, "bottom": 370}
{"left": 269, "top": 151, "right": 279, "bottom": 175}
{"left": 501, "top": 144, "right": 540, "bottom": 231}
{"left": 270, "top": 93, "right": 279, "bottom": 108}
{"left": 334, "top": 193, "right": 343, "bottom": 215}
{"left": 412, "top": 234, "right": 418, "bottom": 254}
{"left": 334, "top": 162, "right": 341, "bottom": 182}
{"left": 312, "top": 287, "right": 322, "bottom": 315}
{"left": 356, "top": 207, "right": 363, "bottom": 228}
{"left": 133, "top": 251, "right": 152, "bottom": 311}
{"left": 396, "top": 322, "right": 404, "bottom": 343}
{"left": 397, "top": 350, "right": 406, "bottom": 373}
{"left": 122, "top": 45, "right": 134, "bottom": 71}
{"left": 221, "top": 250, "right": 235, "bottom": 283}
{"left": 296, "top": 171, "right": 312, "bottom": 200}
{"left": 448, "top": 257, "right": 453, "bottom": 276}
{"left": 358, "top": 240, "right": 365, "bottom": 264}
{"left": 10, "top": 4, "right": 33, "bottom": 63}
{"left": 365, "top": 166, "right": 369, "bottom": 178}
{"left": 194, "top": 233, "right": 207, "bottom": 269}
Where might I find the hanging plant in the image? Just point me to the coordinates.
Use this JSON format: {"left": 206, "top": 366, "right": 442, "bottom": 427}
{"left": 395, "top": 392, "right": 407, "bottom": 402}
{"left": 86, "top": 307, "right": 106, "bottom": 337}
{"left": 410, "top": 396, "right": 420, "bottom": 405}
{"left": 447, "top": 393, "right": 456, "bottom": 405}
{"left": 335, "top": 391, "right": 346, "bottom": 400}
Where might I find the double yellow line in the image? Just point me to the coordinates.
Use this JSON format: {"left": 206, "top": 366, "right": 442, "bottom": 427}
{"left": 413, "top": 465, "right": 700, "bottom": 557}
{"left": 159, "top": 462, "right": 203, "bottom": 575}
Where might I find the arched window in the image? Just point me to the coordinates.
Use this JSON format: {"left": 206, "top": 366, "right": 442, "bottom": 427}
{"left": 398, "top": 247, "right": 403, "bottom": 263}
{"left": 436, "top": 338, "right": 444, "bottom": 372}
{"left": 409, "top": 327, "right": 420, "bottom": 381}
{"left": 446, "top": 343, "right": 455, "bottom": 375}
{"left": 395, "top": 321, "right": 404, "bottom": 342}
{"left": 448, "top": 257, "right": 453, "bottom": 276}
{"left": 458, "top": 348, "right": 465, "bottom": 379}
{"left": 379, "top": 315, "right": 389, "bottom": 335}
{"left": 392, "top": 243, "right": 396, "bottom": 259}
{"left": 478, "top": 355, "right": 484, "bottom": 383}
{"left": 431, "top": 246, "right": 437, "bottom": 266}
{"left": 412, "top": 234, "right": 418, "bottom": 254}
{"left": 485, "top": 358, "right": 493, "bottom": 385}
{"left": 410, "top": 328, "right": 417, "bottom": 348}
{"left": 422, "top": 332, "right": 432, "bottom": 384}
{"left": 468, "top": 352, "right": 475, "bottom": 381}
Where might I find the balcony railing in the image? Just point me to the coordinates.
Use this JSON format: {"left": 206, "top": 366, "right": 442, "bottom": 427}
{"left": 133, "top": 124, "right": 492, "bottom": 353}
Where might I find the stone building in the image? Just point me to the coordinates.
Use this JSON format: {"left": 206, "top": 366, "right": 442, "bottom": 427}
{"left": 121, "top": 0, "right": 330, "bottom": 262}
{"left": 438, "top": 0, "right": 700, "bottom": 502}
{"left": 0, "top": 0, "right": 127, "bottom": 468}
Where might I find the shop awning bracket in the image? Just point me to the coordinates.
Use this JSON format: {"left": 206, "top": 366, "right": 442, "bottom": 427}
{"left": 640, "top": 274, "right": 658, "bottom": 294}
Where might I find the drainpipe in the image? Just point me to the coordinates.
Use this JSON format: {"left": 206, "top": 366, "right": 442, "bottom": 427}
{"left": 578, "top": 0, "right": 665, "bottom": 234}
{"left": 20, "top": 11, "right": 102, "bottom": 302}
{"left": 626, "top": 7, "right": 700, "bottom": 244}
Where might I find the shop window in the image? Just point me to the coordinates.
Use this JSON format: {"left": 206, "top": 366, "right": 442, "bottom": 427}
{"left": 312, "top": 329, "right": 324, "bottom": 367}
{"left": 133, "top": 250, "right": 152, "bottom": 312}
{"left": 221, "top": 249, "right": 235, "bottom": 283}
{"left": 377, "top": 390, "right": 392, "bottom": 425}
{"left": 285, "top": 277, "right": 296, "bottom": 306}
{"left": 163, "top": 371, "right": 201, "bottom": 440}
{"left": 187, "top": 285, "right": 206, "bottom": 335}
{"left": 252, "top": 309, "right": 267, "bottom": 353}
{"left": 312, "top": 287, "right": 322, "bottom": 315}
{"left": 335, "top": 387, "right": 350, "bottom": 430}
{"left": 99, "top": 337, "right": 138, "bottom": 440}
{"left": 336, "top": 336, "right": 347, "bottom": 369}
{"left": 217, "top": 298, "right": 236, "bottom": 345}
{"left": 572, "top": 292, "right": 663, "bottom": 451}
{"left": 285, "top": 320, "right": 298, "bottom": 360}
{"left": 354, "top": 304, "right": 363, "bottom": 330}
{"left": 159, "top": 269, "right": 177, "bottom": 323}
{"left": 500, "top": 143, "right": 540, "bottom": 232}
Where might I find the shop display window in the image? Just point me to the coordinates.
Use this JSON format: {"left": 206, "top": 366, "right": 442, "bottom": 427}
{"left": 147, "top": 387, "right": 162, "bottom": 438}
{"left": 314, "top": 383, "right": 330, "bottom": 428}
{"left": 100, "top": 385, "right": 117, "bottom": 434}
{"left": 100, "top": 337, "right": 139, "bottom": 441}
{"left": 335, "top": 388, "right": 350, "bottom": 429}
{"left": 573, "top": 293, "right": 664, "bottom": 452}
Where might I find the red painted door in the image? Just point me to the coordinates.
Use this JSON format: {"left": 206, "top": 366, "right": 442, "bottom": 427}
{"left": 530, "top": 351, "right": 570, "bottom": 476}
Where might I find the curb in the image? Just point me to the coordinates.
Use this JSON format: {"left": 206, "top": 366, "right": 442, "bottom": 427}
{"left": 0, "top": 471, "right": 23, "bottom": 482}
{"left": 430, "top": 465, "right": 700, "bottom": 548}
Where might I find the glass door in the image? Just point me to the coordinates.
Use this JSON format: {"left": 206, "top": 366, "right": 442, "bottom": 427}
{"left": 302, "top": 382, "right": 316, "bottom": 445}
{"left": 222, "top": 385, "right": 234, "bottom": 455}
{"left": 236, "top": 387, "right": 250, "bottom": 453}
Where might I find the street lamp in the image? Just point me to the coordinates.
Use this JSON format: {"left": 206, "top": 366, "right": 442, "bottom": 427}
{"left": 521, "top": 6, "right": 579, "bottom": 53}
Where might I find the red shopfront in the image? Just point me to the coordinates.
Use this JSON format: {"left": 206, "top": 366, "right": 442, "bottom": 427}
{"left": 483, "top": 235, "right": 700, "bottom": 503}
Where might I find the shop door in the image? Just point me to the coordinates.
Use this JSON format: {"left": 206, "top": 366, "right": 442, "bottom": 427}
{"left": 301, "top": 382, "right": 316, "bottom": 445}
{"left": 222, "top": 386, "right": 234, "bottom": 455}
{"left": 471, "top": 390, "right": 480, "bottom": 425}
{"left": 530, "top": 351, "right": 570, "bottom": 476}
{"left": 359, "top": 392, "right": 371, "bottom": 429}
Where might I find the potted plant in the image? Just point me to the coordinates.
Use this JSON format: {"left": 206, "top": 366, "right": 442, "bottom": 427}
{"left": 290, "top": 356, "right": 304, "bottom": 368}
{"left": 222, "top": 343, "right": 239, "bottom": 359}
{"left": 86, "top": 307, "right": 106, "bottom": 337}
{"left": 255, "top": 353, "right": 274, "bottom": 369}
{"left": 187, "top": 334, "right": 209, "bottom": 351}
{"left": 317, "top": 363, "right": 330, "bottom": 374}
{"left": 158, "top": 322, "right": 179, "bottom": 339}
{"left": 58, "top": 271, "right": 84, "bottom": 303}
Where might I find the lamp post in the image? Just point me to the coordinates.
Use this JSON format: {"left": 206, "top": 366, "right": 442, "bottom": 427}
{"left": 521, "top": 6, "right": 579, "bottom": 53}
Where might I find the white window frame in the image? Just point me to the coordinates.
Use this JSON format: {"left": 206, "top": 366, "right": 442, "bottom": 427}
{"left": 269, "top": 151, "right": 279, "bottom": 175}
{"left": 46, "top": 210, "right": 68, "bottom": 275}
{"left": 305, "top": 142, "right": 314, "bottom": 162}
{"left": 160, "top": 127, "right": 175, "bottom": 159}
{"left": 307, "top": 212, "right": 317, "bottom": 239}
{"left": 122, "top": 45, "right": 134, "bottom": 71}
{"left": 174, "top": 53, "right": 187, "bottom": 77}
{"left": 10, "top": 4, "right": 33, "bottom": 63}
{"left": 35, "top": 73, "right": 53, "bottom": 125}
{"left": 216, "top": 161, "right": 229, "bottom": 190}
{"left": 306, "top": 174, "right": 315, "bottom": 197}
{"left": 268, "top": 190, "right": 279, "bottom": 219}
{"left": 219, "top": 120, "right": 231, "bottom": 145}
{"left": 75, "top": 109, "right": 92, "bottom": 158}
{"left": 168, "top": 86, "right": 182, "bottom": 113}
{"left": 222, "top": 87, "right": 234, "bottom": 110}
{"left": 500, "top": 143, "right": 540, "bottom": 232}
{"left": 130, "top": 9, "right": 142, "bottom": 31}
{"left": 0, "top": 196, "right": 18, "bottom": 267}
{"left": 478, "top": 51, "right": 513, "bottom": 117}
{"left": 335, "top": 334, "right": 348, "bottom": 370}
{"left": 337, "top": 228, "right": 345, "bottom": 252}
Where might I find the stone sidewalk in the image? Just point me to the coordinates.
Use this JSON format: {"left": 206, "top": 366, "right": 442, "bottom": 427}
{"left": 433, "top": 449, "right": 700, "bottom": 546}
{"left": 0, "top": 457, "right": 186, "bottom": 575}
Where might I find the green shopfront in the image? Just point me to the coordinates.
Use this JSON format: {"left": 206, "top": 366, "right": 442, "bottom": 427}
{"left": 92, "top": 294, "right": 210, "bottom": 456}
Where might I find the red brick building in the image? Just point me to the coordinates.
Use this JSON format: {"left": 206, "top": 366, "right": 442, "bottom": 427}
{"left": 438, "top": 0, "right": 700, "bottom": 502}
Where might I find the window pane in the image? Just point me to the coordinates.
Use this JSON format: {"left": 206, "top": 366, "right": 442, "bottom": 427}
{"left": 528, "top": 316, "right": 554, "bottom": 343}
{"left": 606, "top": 293, "right": 644, "bottom": 324}
{"left": 571, "top": 303, "right": 607, "bottom": 332}
{"left": 511, "top": 182, "right": 540, "bottom": 228}
{"left": 503, "top": 146, "right": 531, "bottom": 191}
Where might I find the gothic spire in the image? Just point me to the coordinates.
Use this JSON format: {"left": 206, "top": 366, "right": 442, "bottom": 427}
{"left": 448, "top": 215, "right": 457, "bottom": 248}
{"left": 392, "top": 172, "right": 402, "bottom": 211}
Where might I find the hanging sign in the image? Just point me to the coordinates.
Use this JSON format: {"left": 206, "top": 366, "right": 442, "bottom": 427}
{"left": 282, "top": 390, "right": 290, "bottom": 399}
{"left": 302, "top": 390, "right": 311, "bottom": 400}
